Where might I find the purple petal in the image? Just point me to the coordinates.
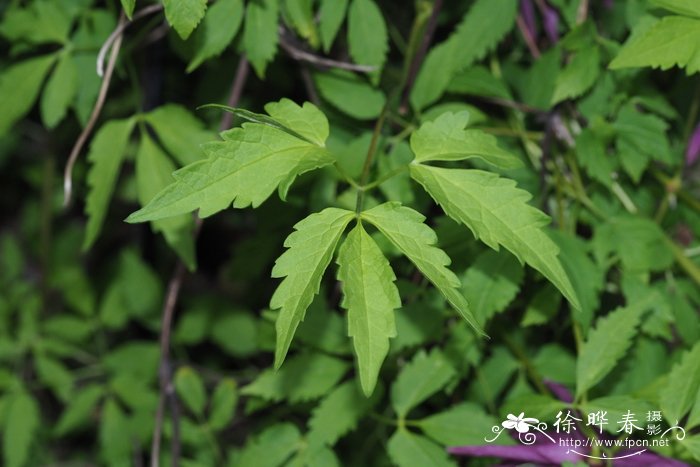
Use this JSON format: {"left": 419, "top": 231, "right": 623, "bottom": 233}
{"left": 520, "top": 0, "right": 537, "bottom": 40}
{"left": 542, "top": 5, "right": 559, "bottom": 43}
{"left": 685, "top": 123, "right": 700, "bottom": 166}
{"left": 543, "top": 379, "right": 574, "bottom": 403}
{"left": 603, "top": 0, "right": 614, "bottom": 9}
{"left": 613, "top": 450, "right": 690, "bottom": 467}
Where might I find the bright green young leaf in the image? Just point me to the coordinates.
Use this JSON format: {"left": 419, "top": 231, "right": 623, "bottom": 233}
{"left": 3, "top": 392, "right": 39, "bottom": 467}
{"left": 236, "top": 423, "right": 301, "bottom": 467}
{"left": 307, "top": 380, "right": 376, "bottom": 449}
{"left": 362, "top": 202, "right": 481, "bottom": 332}
{"left": 265, "top": 98, "right": 330, "bottom": 146}
{"left": 651, "top": 0, "right": 700, "bottom": 17}
{"left": 319, "top": 0, "right": 348, "bottom": 52}
{"left": 462, "top": 249, "right": 523, "bottom": 325}
{"left": 610, "top": 16, "right": 700, "bottom": 73}
{"left": 127, "top": 100, "right": 333, "bottom": 223}
{"left": 84, "top": 118, "right": 136, "bottom": 250}
{"left": 660, "top": 342, "right": 700, "bottom": 423}
{"left": 208, "top": 378, "right": 237, "bottom": 430}
{"left": 271, "top": 208, "right": 354, "bottom": 367}
{"left": 120, "top": 0, "right": 135, "bottom": 19}
{"left": 241, "top": 353, "right": 348, "bottom": 403}
{"left": 315, "top": 70, "right": 386, "bottom": 120}
{"left": 387, "top": 429, "right": 457, "bottom": 467}
{"left": 135, "top": 133, "right": 195, "bottom": 269}
{"left": 40, "top": 52, "right": 78, "bottom": 128}
{"left": 576, "top": 300, "right": 651, "bottom": 398}
{"left": 410, "top": 111, "right": 522, "bottom": 168}
{"left": 175, "top": 366, "right": 207, "bottom": 416}
{"left": 54, "top": 384, "right": 104, "bottom": 436}
{"left": 0, "top": 54, "right": 56, "bottom": 135}
{"left": 337, "top": 222, "right": 400, "bottom": 396}
{"left": 144, "top": 104, "right": 212, "bottom": 166}
{"left": 285, "top": 0, "right": 319, "bottom": 48}
{"left": 163, "top": 0, "right": 206, "bottom": 40}
{"left": 347, "top": 0, "right": 387, "bottom": 85}
{"left": 410, "top": 0, "right": 518, "bottom": 110}
{"left": 243, "top": 0, "right": 279, "bottom": 77}
{"left": 410, "top": 165, "right": 580, "bottom": 310}
{"left": 187, "top": 0, "right": 244, "bottom": 72}
{"left": 391, "top": 350, "right": 455, "bottom": 417}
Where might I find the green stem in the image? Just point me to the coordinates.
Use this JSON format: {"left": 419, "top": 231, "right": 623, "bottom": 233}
{"left": 362, "top": 166, "right": 408, "bottom": 191}
{"left": 355, "top": 104, "right": 390, "bottom": 213}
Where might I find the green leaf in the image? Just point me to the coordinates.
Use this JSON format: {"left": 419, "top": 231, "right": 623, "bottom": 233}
{"left": 243, "top": 0, "right": 279, "bottom": 77}
{"left": 265, "top": 98, "right": 330, "bottom": 146}
{"left": 609, "top": 16, "right": 700, "bottom": 73}
{"left": 410, "top": 0, "right": 518, "bottom": 110}
{"left": 651, "top": 0, "right": 700, "bottom": 17}
{"left": 387, "top": 429, "right": 456, "bottom": 467}
{"left": 448, "top": 66, "right": 512, "bottom": 100}
{"left": 0, "top": 2, "right": 71, "bottom": 45}
{"left": 418, "top": 403, "right": 508, "bottom": 446}
{"left": 163, "top": 0, "right": 207, "bottom": 40}
{"left": 581, "top": 396, "right": 655, "bottom": 434}
{"left": 614, "top": 104, "right": 672, "bottom": 181}
{"left": 145, "top": 104, "right": 212, "bottom": 166}
{"left": 660, "top": 342, "right": 700, "bottom": 423}
{"left": 314, "top": 70, "right": 386, "bottom": 120}
{"left": 135, "top": 133, "right": 196, "bottom": 269}
{"left": 3, "top": 392, "right": 39, "bottom": 467}
{"left": 84, "top": 118, "right": 136, "bottom": 250}
{"left": 411, "top": 111, "right": 522, "bottom": 168}
{"left": 0, "top": 54, "right": 56, "bottom": 135}
{"left": 575, "top": 127, "right": 615, "bottom": 186}
{"left": 410, "top": 165, "right": 580, "bottom": 310}
{"left": 40, "top": 52, "right": 78, "bottom": 128}
{"left": 391, "top": 350, "right": 455, "bottom": 418}
{"left": 99, "top": 398, "right": 131, "bottom": 465}
{"left": 241, "top": 353, "right": 348, "bottom": 403}
{"left": 54, "top": 384, "right": 103, "bottom": 436}
{"left": 35, "top": 355, "right": 73, "bottom": 401}
{"left": 285, "top": 0, "right": 319, "bottom": 48}
{"left": 175, "top": 366, "right": 207, "bottom": 416}
{"left": 337, "top": 222, "right": 400, "bottom": 396}
{"left": 361, "top": 202, "right": 481, "bottom": 332}
{"left": 187, "top": 0, "right": 244, "bottom": 72}
{"left": 307, "top": 380, "right": 375, "bottom": 449}
{"left": 236, "top": 423, "right": 301, "bottom": 467}
{"left": 319, "top": 0, "right": 348, "bottom": 52}
{"left": 208, "top": 378, "right": 237, "bottom": 430}
{"left": 120, "top": 0, "right": 136, "bottom": 19}
{"left": 551, "top": 46, "right": 600, "bottom": 104}
{"left": 462, "top": 249, "right": 523, "bottom": 325}
{"left": 576, "top": 300, "right": 651, "bottom": 398}
{"left": 211, "top": 311, "right": 258, "bottom": 357}
{"left": 347, "top": 0, "right": 387, "bottom": 85}
{"left": 271, "top": 208, "right": 354, "bottom": 367}
{"left": 127, "top": 100, "right": 333, "bottom": 223}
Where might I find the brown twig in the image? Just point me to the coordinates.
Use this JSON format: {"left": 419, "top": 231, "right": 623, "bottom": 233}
{"left": 150, "top": 55, "right": 250, "bottom": 467}
{"left": 63, "top": 16, "right": 126, "bottom": 207}
{"left": 576, "top": 0, "right": 589, "bottom": 24}
{"left": 278, "top": 27, "right": 376, "bottom": 73}
{"left": 299, "top": 66, "right": 321, "bottom": 106}
{"left": 473, "top": 95, "right": 544, "bottom": 114}
{"left": 517, "top": 15, "right": 541, "bottom": 58}
{"left": 399, "top": 0, "right": 443, "bottom": 113}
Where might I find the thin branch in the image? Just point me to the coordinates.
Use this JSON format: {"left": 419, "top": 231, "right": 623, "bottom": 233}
{"left": 473, "top": 95, "right": 544, "bottom": 114}
{"left": 150, "top": 55, "right": 250, "bottom": 467}
{"left": 576, "top": 0, "right": 589, "bottom": 24}
{"left": 97, "top": 4, "right": 164, "bottom": 77}
{"left": 399, "top": 0, "right": 443, "bottom": 113}
{"left": 299, "top": 66, "right": 321, "bottom": 106}
{"left": 278, "top": 27, "right": 376, "bottom": 73}
{"left": 63, "top": 16, "right": 126, "bottom": 207}
{"left": 517, "top": 15, "right": 541, "bottom": 58}
{"left": 219, "top": 56, "right": 250, "bottom": 132}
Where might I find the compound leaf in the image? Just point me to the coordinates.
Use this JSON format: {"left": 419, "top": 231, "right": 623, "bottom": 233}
{"left": 410, "top": 165, "right": 579, "bottom": 310}
{"left": 362, "top": 202, "right": 481, "bottom": 332}
{"left": 127, "top": 100, "right": 333, "bottom": 223}
{"left": 337, "top": 222, "right": 400, "bottom": 396}
{"left": 271, "top": 208, "right": 354, "bottom": 367}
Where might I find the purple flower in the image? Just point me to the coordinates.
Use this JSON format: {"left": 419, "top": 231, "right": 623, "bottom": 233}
{"left": 542, "top": 5, "right": 559, "bottom": 43}
{"left": 686, "top": 123, "right": 700, "bottom": 166}
{"left": 520, "top": 0, "right": 537, "bottom": 40}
